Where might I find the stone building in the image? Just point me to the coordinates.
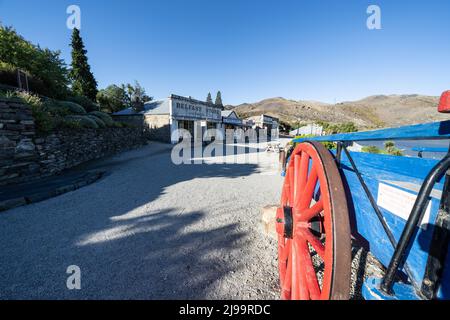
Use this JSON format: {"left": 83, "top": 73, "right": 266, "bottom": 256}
{"left": 113, "top": 94, "right": 223, "bottom": 144}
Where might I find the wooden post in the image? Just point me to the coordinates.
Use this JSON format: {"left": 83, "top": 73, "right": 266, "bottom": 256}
{"left": 261, "top": 205, "right": 278, "bottom": 240}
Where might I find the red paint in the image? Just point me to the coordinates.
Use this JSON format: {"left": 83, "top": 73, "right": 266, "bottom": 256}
{"left": 276, "top": 143, "right": 334, "bottom": 300}
{"left": 438, "top": 91, "right": 450, "bottom": 113}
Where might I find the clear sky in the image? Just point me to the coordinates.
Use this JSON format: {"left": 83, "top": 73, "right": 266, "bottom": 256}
{"left": 1, "top": 0, "right": 449, "bottom": 105}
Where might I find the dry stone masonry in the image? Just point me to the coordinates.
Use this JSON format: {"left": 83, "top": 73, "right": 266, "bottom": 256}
{"left": 0, "top": 98, "right": 146, "bottom": 186}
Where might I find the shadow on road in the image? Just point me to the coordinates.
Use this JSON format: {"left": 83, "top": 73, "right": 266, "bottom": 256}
{"left": 0, "top": 143, "right": 262, "bottom": 299}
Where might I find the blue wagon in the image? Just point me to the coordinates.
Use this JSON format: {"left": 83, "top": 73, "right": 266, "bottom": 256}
{"left": 275, "top": 91, "right": 450, "bottom": 300}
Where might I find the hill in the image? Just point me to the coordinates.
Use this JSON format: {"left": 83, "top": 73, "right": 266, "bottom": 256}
{"left": 229, "top": 94, "right": 447, "bottom": 129}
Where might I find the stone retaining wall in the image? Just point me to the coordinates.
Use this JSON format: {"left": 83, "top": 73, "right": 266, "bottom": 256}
{"left": 0, "top": 98, "right": 146, "bottom": 186}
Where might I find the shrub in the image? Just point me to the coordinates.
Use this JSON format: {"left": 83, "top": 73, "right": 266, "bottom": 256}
{"left": 64, "top": 115, "right": 99, "bottom": 129}
{"left": 61, "top": 118, "right": 83, "bottom": 129}
{"left": 361, "top": 144, "right": 404, "bottom": 156}
{"left": 112, "top": 121, "right": 124, "bottom": 128}
{"left": 56, "top": 100, "right": 86, "bottom": 115}
{"left": 67, "top": 95, "right": 100, "bottom": 112}
{"left": 5, "top": 90, "right": 42, "bottom": 107}
{"left": 38, "top": 100, "right": 69, "bottom": 118}
{"left": 361, "top": 146, "right": 383, "bottom": 154}
{"left": 89, "top": 111, "right": 114, "bottom": 127}
{"left": 86, "top": 114, "right": 106, "bottom": 128}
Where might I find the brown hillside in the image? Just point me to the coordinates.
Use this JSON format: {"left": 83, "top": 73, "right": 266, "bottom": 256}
{"left": 230, "top": 94, "right": 447, "bottom": 129}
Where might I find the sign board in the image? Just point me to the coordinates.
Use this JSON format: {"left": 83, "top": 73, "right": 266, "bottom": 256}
{"left": 377, "top": 183, "right": 431, "bottom": 228}
{"left": 171, "top": 97, "right": 221, "bottom": 122}
{"left": 223, "top": 112, "right": 243, "bottom": 125}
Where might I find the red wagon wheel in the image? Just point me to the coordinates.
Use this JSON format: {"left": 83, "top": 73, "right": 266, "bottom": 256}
{"left": 276, "top": 141, "right": 351, "bottom": 300}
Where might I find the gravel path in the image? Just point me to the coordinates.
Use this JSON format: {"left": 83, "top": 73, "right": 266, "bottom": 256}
{"left": 0, "top": 141, "right": 284, "bottom": 299}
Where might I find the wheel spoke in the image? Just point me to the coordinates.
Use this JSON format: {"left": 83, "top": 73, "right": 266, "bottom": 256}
{"left": 294, "top": 152, "right": 309, "bottom": 207}
{"left": 299, "top": 240, "right": 321, "bottom": 300}
{"left": 294, "top": 238, "right": 310, "bottom": 300}
{"left": 286, "top": 167, "right": 294, "bottom": 206}
{"left": 293, "top": 155, "right": 301, "bottom": 203}
{"left": 299, "top": 165, "right": 318, "bottom": 210}
{"left": 281, "top": 241, "right": 293, "bottom": 299}
{"left": 291, "top": 239, "right": 300, "bottom": 300}
{"left": 300, "top": 200, "right": 324, "bottom": 222}
{"left": 303, "top": 229, "right": 325, "bottom": 258}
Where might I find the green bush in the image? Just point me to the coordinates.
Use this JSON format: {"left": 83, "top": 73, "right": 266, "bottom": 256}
{"left": 317, "top": 121, "right": 358, "bottom": 135}
{"left": 64, "top": 115, "right": 99, "bottom": 129}
{"left": 39, "top": 100, "right": 69, "bottom": 117}
{"left": 290, "top": 134, "right": 336, "bottom": 150}
{"left": 56, "top": 100, "right": 86, "bottom": 114}
{"left": 361, "top": 146, "right": 383, "bottom": 154}
{"left": 67, "top": 95, "right": 100, "bottom": 112}
{"left": 362, "top": 143, "right": 404, "bottom": 156}
{"left": 112, "top": 121, "right": 124, "bottom": 128}
{"left": 86, "top": 114, "right": 106, "bottom": 128}
{"left": 61, "top": 118, "right": 82, "bottom": 129}
{"left": 89, "top": 111, "right": 114, "bottom": 126}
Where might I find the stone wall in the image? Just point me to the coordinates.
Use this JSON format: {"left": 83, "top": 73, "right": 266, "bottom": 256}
{"left": 0, "top": 98, "right": 146, "bottom": 186}
{"left": 144, "top": 114, "right": 171, "bottom": 143}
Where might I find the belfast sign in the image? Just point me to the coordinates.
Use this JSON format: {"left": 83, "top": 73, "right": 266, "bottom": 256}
{"left": 171, "top": 95, "right": 221, "bottom": 122}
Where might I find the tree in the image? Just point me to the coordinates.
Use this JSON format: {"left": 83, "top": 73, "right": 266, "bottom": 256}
{"left": 0, "top": 25, "right": 69, "bottom": 98}
{"left": 215, "top": 91, "right": 223, "bottom": 108}
{"left": 123, "top": 81, "right": 152, "bottom": 112}
{"left": 96, "top": 85, "right": 127, "bottom": 113}
{"left": 206, "top": 92, "right": 213, "bottom": 104}
{"left": 69, "top": 28, "right": 98, "bottom": 101}
{"left": 96, "top": 81, "right": 152, "bottom": 113}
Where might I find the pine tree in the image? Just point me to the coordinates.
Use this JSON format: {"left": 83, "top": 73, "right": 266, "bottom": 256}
{"left": 215, "top": 91, "right": 223, "bottom": 108}
{"left": 206, "top": 92, "right": 213, "bottom": 104}
{"left": 69, "top": 28, "right": 98, "bottom": 101}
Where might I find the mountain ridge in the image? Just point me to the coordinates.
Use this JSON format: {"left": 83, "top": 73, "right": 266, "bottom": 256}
{"left": 228, "top": 94, "right": 447, "bottom": 129}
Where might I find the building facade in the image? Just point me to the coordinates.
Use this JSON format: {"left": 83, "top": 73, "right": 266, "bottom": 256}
{"left": 290, "top": 123, "right": 324, "bottom": 136}
{"left": 114, "top": 94, "right": 222, "bottom": 144}
{"left": 113, "top": 95, "right": 280, "bottom": 144}
{"left": 245, "top": 114, "right": 280, "bottom": 139}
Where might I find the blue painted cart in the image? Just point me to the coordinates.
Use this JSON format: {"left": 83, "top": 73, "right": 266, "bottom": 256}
{"left": 276, "top": 94, "right": 450, "bottom": 300}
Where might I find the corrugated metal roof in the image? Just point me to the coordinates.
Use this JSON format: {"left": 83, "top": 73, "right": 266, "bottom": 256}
{"left": 113, "top": 99, "right": 170, "bottom": 116}
{"left": 221, "top": 110, "right": 234, "bottom": 118}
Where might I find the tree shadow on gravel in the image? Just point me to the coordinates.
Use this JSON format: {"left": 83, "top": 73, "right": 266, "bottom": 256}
{"left": 0, "top": 144, "right": 261, "bottom": 299}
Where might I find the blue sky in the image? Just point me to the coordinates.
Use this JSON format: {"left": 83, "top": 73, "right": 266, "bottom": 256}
{"left": 1, "top": 0, "right": 449, "bottom": 105}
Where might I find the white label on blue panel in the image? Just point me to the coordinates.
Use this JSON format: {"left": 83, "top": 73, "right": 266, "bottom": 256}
{"left": 377, "top": 183, "right": 431, "bottom": 228}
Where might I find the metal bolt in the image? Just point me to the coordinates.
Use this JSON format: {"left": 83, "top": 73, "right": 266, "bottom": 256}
{"left": 423, "top": 278, "right": 432, "bottom": 286}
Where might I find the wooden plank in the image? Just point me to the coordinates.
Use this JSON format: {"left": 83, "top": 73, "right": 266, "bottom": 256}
{"left": 294, "top": 120, "right": 450, "bottom": 142}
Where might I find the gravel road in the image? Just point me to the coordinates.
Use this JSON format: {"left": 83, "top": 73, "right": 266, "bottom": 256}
{"left": 0, "top": 140, "right": 380, "bottom": 300}
{"left": 0, "top": 141, "right": 284, "bottom": 299}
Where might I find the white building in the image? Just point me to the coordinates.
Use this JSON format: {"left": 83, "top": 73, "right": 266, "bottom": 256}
{"left": 114, "top": 94, "right": 223, "bottom": 144}
{"left": 290, "top": 123, "right": 323, "bottom": 136}
{"left": 245, "top": 115, "right": 280, "bottom": 139}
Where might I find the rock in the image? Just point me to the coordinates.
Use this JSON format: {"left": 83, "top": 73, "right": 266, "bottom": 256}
{"left": 0, "top": 136, "right": 15, "bottom": 148}
{"left": 15, "top": 139, "right": 36, "bottom": 153}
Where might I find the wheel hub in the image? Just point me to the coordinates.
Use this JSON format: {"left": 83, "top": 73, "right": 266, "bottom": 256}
{"left": 276, "top": 206, "right": 293, "bottom": 239}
